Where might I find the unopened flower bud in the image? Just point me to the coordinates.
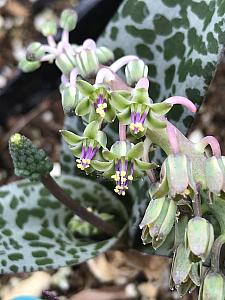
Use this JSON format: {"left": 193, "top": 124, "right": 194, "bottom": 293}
{"left": 60, "top": 85, "right": 77, "bottom": 115}
{"left": 205, "top": 156, "right": 225, "bottom": 195}
{"left": 96, "top": 46, "right": 114, "bottom": 65}
{"left": 153, "top": 154, "right": 196, "bottom": 200}
{"left": 41, "top": 20, "right": 57, "bottom": 37}
{"left": 140, "top": 196, "right": 177, "bottom": 248}
{"left": 171, "top": 243, "right": 200, "bottom": 296}
{"left": 125, "top": 59, "right": 148, "bottom": 86}
{"left": 60, "top": 9, "right": 77, "bottom": 32}
{"left": 19, "top": 58, "right": 41, "bottom": 72}
{"left": 55, "top": 53, "right": 76, "bottom": 75}
{"left": 26, "top": 42, "right": 45, "bottom": 62}
{"left": 76, "top": 49, "right": 99, "bottom": 78}
{"left": 185, "top": 216, "right": 214, "bottom": 262}
{"left": 199, "top": 272, "right": 225, "bottom": 300}
{"left": 9, "top": 133, "right": 53, "bottom": 181}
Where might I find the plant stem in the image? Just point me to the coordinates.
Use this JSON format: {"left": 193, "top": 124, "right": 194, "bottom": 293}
{"left": 119, "top": 123, "right": 126, "bottom": 141}
{"left": 41, "top": 174, "right": 117, "bottom": 236}
{"left": 192, "top": 192, "right": 202, "bottom": 217}
{"left": 143, "top": 137, "right": 157, "bottom": 183}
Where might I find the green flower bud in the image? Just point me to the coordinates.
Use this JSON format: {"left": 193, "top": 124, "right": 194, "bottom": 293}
{"left": 41, "top": 20, "right": 57, "bottom": 37}
{"left": 205, "top": 156, "right": 225, "bottom": 195}
{"left": 140, "top": 196, "right": 177, "bottom": 248}
{"left": 125, "top": 59, "right": 148, "bottom": 86}
{"left": 9, "top": 133, "right": 53, "bottom": 181}
{"left": 171, "top": 243, "right": 200, "bottom": 296}
{"left": 96, "top": 46, "right": 114, "bottom": 65}
{"left": 153, "top": 154, "right": 196, "bottom": 200}
{"left": 60, "top": 9, "right": 77, "bottom": 32}
{"left": 55, "top": 53, "right": 76, "bottom": 75}
{"left": 76, "top": 50, "right": 99, "bottom": 78}
{"left": 185, "top": 216, "right": 214, "bottom": 262}
{"left": 60, "top": 85, "right": 77, "bottom": 115}
{"left": 18, "top": 58, "right": 41, "bottom": 73}
{"left": 26, "top": 42, "right": 45, "bottom": 62}
{"left": 199, "top": 272, "right": 225, "bottom": 300}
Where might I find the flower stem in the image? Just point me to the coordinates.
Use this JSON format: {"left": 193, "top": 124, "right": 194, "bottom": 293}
{"left": 143, "top": 137, "right": 156, "bottom": 183}
{"left": 200, "top": 136, "right": 222, "bottom": 157}
{"left": 166, "top": 122, "right": 180, "bottom": 155}
{"left": 41, "top": 174, "right": 117, "bottom": 236}
{"left": 192, "top": 191, "right": 202, "bottom": 217}
{"left": 211, "top": 234, "right": 225, "bottom": 274}
{"left": 47, "top": 35, "right": 56, "bottom": 48}
{"left": 119, "top": 123, "right": 126, "bottom": 141}
{"left": 110, "top": 55, "right": 139, "bottom": 72}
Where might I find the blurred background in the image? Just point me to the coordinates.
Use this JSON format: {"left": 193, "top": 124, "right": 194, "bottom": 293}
{"left": 0, "top": 0, "right": 225, "bottom": 299}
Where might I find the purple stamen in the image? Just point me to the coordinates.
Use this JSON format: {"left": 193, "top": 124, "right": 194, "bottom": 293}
{"left": 140, "top": 111, "right": 147, "bottom": 123}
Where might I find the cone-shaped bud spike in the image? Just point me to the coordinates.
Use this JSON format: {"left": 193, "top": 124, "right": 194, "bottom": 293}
{"left": 96, "top": 46, "right": 114, "bottom": 65}
{"left": 26, "top": 42, "right": 45, "bottom": 61}
{"left": 9, "top": 133, "right": 53, "bottom": 181}
{"left": 125, "top": 59, "right": 148, "bottom": 86}
{"left": 41, "top": 20, "right": 57, "bottom": 37}
{"left": 60, "top": 9, "right": 78, "bottom": 32}
{"left": 185, "top": 217, "right": 214, "bottom": 262}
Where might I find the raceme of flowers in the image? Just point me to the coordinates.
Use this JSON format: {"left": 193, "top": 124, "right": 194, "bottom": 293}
{"left": 19, "top": 8, "right": 225, "bottom": 298}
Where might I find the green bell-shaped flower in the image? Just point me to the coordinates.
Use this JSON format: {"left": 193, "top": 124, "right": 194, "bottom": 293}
{"left": 60, "top": 9, "right": 78, "bottom": 32}
{"left": 170, "top": 243, "right": 201, "bottom": 297}
{"left": 26, "top": 42, "right": 45, "bottom": 62}
{"left": 55, "top": 52, "right": 77, "bottom": 75}
{"left": 75, "top": 79, "right": 116, "bottom": 122}
{"left": 125, "top": 59, "right": 148, "bottom": 86}
{"left": 96, "top": 46, "right": 114, "bottom": 65}
{"left": 153, "top": 154, "right": 197, "bottom": 200}
{"left": 205, "top": 156, "right": 225, "bottom": 195}
{"left": 140, "top": 195, "right": 177, "bottom": 248}
{"left": 75, "top": 39, "right": 99, "bottom": 78}
{"left": 41, "top": 20, "right": 57, "bottom": 37}
{"left": 198, "top": 272, "right": 225, "bottom": 300}
{"left": 91, "top": 141, "right": 157, "bottom": 196}
{"left": 19, "top": 58, "right": 41, "bottom": 73}
{"left": 61, "top": 121, "right": 106, "bottom": 172}
{"left": 9, "top": 133, "right": 53, "bottom": 181}
{"left": 185, "top": 216, "right": 214, "bottom": 262}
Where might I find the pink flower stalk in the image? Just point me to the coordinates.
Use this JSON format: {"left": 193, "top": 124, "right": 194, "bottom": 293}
{"left": 167, "top": 122, "right": 180, "bottom": 154}
{"left": 110, "top": 55, "right": 139, "bottom": 72}
{"left": 95, "top": 68, "right": 115, "bottom": 84}
{"left": 200, "top": 136, "right": 222, "bottom": 157}
{"left": 164, "top": 96, "right": 197, "bottom": 113}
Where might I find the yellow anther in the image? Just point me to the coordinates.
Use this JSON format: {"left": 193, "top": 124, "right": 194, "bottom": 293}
{"left": 124, "top": 186, "right": 128, "bottom": 190}
{"left": 76, "top": 159, "right": 81, "bottom": 163}
{"left": 121, "top": 191, "right": 126, "bottom": 196}
{"left": 184, "top": 188, "right": 190, "bottom": 195}
{"left": 120, "top": 171, "right": 126, "bottom": 177}
{"left": 121, "top": 177, "right": 127, "bottom": 183}
{"left": 128, "top": 175, "right": 133, "bottom": 181}
{"left": 77, "top": 164, "right": 85, "bottom": 170}
{"left": 130, "top": 123, "right": 135, "bottom": 130}
{"left": 102, "top": 103, "right": 107, "bottom": 108}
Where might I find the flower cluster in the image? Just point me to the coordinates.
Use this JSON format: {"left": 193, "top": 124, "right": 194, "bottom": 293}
{"left": 18, "top": 8, "right": 225, "bottom": 299}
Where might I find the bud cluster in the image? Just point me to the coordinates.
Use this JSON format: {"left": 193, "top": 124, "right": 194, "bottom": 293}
{"left": 9, "top": 133, "right": 53, "bottom": 181}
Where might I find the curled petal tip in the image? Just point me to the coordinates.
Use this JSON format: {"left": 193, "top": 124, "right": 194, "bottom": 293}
{"left": 135, "top": 77, "right": 149, "bottom": 89}
{"left": 164, "top": 96, "right": 197, "bottom": 113}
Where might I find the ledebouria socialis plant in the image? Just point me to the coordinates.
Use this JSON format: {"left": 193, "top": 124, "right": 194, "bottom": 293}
{"left": 10, "top": 8, "right": 225, "bottom": 299}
